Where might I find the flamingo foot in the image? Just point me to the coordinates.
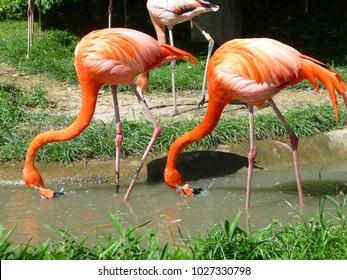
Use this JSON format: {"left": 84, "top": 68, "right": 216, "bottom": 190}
{"left": 161, "top": 108, "right": 179, "bottom": 117}
{"left": 197, "top": 95, "right": 206, "bottom": 108}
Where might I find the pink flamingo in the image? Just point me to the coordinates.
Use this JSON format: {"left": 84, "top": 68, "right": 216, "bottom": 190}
{"left": 23, "top": 28, "right": 197, "bottom": 201}
{"left": 164, "top": 37, "right": 347, "bottom": 209}
{"left": 138, "top": 0, "right": 219, "bottom": 116}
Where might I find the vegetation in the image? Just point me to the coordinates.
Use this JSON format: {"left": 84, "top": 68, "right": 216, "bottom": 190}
{"left": 0, "top": 20, "right": 205, "bottom": 90}
{"left": 1, "top": 196, "right": 346, "bottom": 260}
{"left": 1, "top": 1, "right": 347, "bottom": 261}
{"left": 0, "top": 0, "right": 131, "bottom": 33}
{"left": 0, "top": 19, "right": 346, "bottom": 164}
{"left": 1, "top": 83, "right": 346, "bottom": 164}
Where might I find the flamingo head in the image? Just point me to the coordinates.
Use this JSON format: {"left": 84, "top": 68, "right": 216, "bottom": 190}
{"left": 23, "top": 167, "right": 63, "bottom": 199}
{"left": 164, "top": 167, "right": 202, "bottom": 195}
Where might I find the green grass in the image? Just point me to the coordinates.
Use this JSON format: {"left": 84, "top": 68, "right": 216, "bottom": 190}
{"left": 0, "top": 21, "right": 77, "bottom": 82}
{"left": 0, "top": 21, "right": 205, "bottom": 92}
{"left": 1, "top": 20, "right": 347, "bottom": 161}
{"left": 1, "top": 84, "right": 346, "bottom": 164}
{"left": 187, "top": 197, "right": 347, "bottom": 260}
{"left": 1, "top": 19, "right": 347, "bottom": 261}
{"left": 1, "top": 196, "right": 346, "bottom": 260}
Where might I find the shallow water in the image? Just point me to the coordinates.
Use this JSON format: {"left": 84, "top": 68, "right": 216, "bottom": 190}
{"left": 1, "top": 157, "right": 346, "bottom": 246}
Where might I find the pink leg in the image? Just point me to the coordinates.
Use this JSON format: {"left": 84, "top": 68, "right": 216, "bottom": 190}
{"left": 27, "top": 0, "right": 34, "bottom": 58}
{"left": 246, "top": 105, "right": 256, "bottom": 209}
{"left": 108, "top": 0, "right": 113, "bottom": 28}
{"left": 123, "top": 83, "right": 162, "bottom": 201}
{"left": 162, "top": 27, "right": 178, "bottom": 117}
{"left": 268, "top": 98, "right": 305, "bottom": 206}
{"left": 111, "top": 85, "right": 122, "bottom": 193}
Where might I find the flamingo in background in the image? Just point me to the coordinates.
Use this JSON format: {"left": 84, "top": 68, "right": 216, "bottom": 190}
{"left": 137, "top": 0, "right": 219, "bottom": 116}
{"left": 23, "top": 28, "right": 197, "bottom": 202}
{"left": 164, "top": 37, "right": 347, "bottom": 209}
{"left": 26, "top": 0, "right": 44, "bottom": 57}
{"left": 27, "top": 0, "right": 35, "bottom": 59}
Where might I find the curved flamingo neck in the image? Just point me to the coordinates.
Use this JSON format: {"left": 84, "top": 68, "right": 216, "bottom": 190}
{"left": 150, "top": 18, "right": 166, "bottom": 44}
{"left": 165, "top": 99, "right": 228, "bottom": 171}
{"left": 24, "top": 80, "right": 101, "bottom": 174}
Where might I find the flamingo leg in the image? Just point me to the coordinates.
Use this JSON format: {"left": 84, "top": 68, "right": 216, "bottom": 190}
{"left": 246, "top": 105, "right": 256, "bottom": 209}
{"left": 162, "top": 27, "right": 178, "bottom": 117}
{"left": 268, "top": 98, "right": 305, "bottom": 206}
{"left": 124, "top": 83, "right": 162, "bottom": 201}
{"left": 192, "top": 20, "right": 215, "bottom": 108}
{"left": 111, "top": 85, "right": 122, "bottom": 193}
{"left": 27, "top": 0, "right": 34, "bottom": 59}
{"left": 108, "top": 0, "right": 113, "bottom": 28}
{"left": 123, "top": 0, "right": 127, "bottom": 27}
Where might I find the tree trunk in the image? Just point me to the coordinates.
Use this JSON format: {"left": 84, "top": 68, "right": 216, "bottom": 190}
{"left": 190, "top": 0, "right": 242, "bottom": 46}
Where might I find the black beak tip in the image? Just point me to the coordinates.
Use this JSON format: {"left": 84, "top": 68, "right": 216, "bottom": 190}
{"left": 193, "top": 188, "right": 203, "bottom": 195}
{"left": 53, "top": 191, "right": 64, "bottom": 198}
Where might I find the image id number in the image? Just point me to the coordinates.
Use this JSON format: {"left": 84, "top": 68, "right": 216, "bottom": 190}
{"left": 192, "top": 266, "right": 251, "bottom": 276}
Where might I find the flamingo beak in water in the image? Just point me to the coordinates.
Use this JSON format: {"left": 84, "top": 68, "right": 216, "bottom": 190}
{"left": 193, "top": 188, "right": 203, "bottom": 194}
{"left": 34, "top": 186, "right": 64, "bottom": 199}
{"left": 53, "top": 191, "right": 64, "bottom": 198}
{"left": 175, "top": 185, "right": 203, "bottom": 195}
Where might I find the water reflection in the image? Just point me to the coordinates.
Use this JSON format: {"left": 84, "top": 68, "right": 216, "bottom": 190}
{"left": 0, "top": 158, "right": 346, "bottom": 246}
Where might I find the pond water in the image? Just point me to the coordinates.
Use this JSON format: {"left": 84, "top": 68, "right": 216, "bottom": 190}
{"left": 1, "top": 156, "right": 346, "bottom": 246}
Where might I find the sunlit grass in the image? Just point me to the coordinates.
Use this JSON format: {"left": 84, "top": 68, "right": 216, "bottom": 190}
{"left": 1, "top": 196, "right": 346, "bottom": 260}
{"left": 1, "top": 19, "right": 347, "bottom": 261}
{"left": 1, "top": 84, "right": 347, "bottom": 163}
{"left": 0, "top": 20, "right": 204, "bottom": 91}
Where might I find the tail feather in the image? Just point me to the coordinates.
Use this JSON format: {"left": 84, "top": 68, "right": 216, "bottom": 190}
{"left": 301, "top": 54, "right": 347, "bottom": 123}
{"left": 144, "top": 43, "right": 198, "bottom": 73}
{"left": 160, "top": 43, "right": 198, "bottom": 66}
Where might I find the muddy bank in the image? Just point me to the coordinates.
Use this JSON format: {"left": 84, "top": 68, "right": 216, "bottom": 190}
{"left": 1, "top": 128, "right": 347, "bottom": 185}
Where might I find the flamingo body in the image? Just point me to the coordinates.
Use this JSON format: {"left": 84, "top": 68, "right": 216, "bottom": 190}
{"left": 139, "top": 0, "right": 219, "bottom": 115}
{"left": 208, "top": 38, "right": 347, "bottom": 117}
{"left": 23, "top": 28, "right": 197, "bottom": 200}
{"left": 75, "top": 28, "right": 195, "bottom": 84}
{"left": 164, "top": 37, "right": 347, "bottom": 207}
{"left": 147, "top": 0, "right": 219, "bottom": 30}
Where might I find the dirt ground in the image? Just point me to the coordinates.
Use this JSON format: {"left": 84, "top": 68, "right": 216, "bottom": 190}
{"left": 0, "top": 62, "right": 334, "bottom": 123}
{"left": 2, "top": 62, "right": 347, "bottom": 184}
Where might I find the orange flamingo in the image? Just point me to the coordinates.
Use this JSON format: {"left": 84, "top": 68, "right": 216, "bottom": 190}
{"left": 164, "top": 37, "right": 347, "bottom": 209}
{"left": 23, "top": 28, "right": 197, "bottom": 201}
{"left": 138, "top": 0, "right": 219, "bottom": 116}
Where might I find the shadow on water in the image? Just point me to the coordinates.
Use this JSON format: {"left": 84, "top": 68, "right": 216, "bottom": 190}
{"left": 278, "top": 180, "right": 347, "bottom": 196}
{"left": 0, "top": 154, "right": 346, "bottom": 247}
{"left": 147, "top": 150, "right": 262, "bottom": 183}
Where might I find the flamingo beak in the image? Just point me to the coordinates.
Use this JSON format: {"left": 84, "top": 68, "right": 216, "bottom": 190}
{"left": 33, "top": 186, "right": 64, "bottom": 199}
{"left": 192, "top": 188, "right": 203, "bottom": 194}
{"left": 175, "top": 185, "right": 203, "bottom": 195}
{"left": 53, "top": 191, "right": 64, "bottom": 198}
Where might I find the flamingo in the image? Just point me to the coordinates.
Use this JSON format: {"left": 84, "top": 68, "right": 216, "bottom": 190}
{"left": 137, "top": 0, "right": 219, "bottom": 116}
{"left": 164, "top": 37, "right": 347, "bottom": 209}
{"left": 23, "top": 28, "right": 197, "bottom": 201}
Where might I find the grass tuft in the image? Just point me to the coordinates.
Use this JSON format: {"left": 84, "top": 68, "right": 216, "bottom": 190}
{"left": 1, "top": 196, "right": 346, "bottom": 260}
{"left": 1, "top": 83, "right": 347, "bottom": 164}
